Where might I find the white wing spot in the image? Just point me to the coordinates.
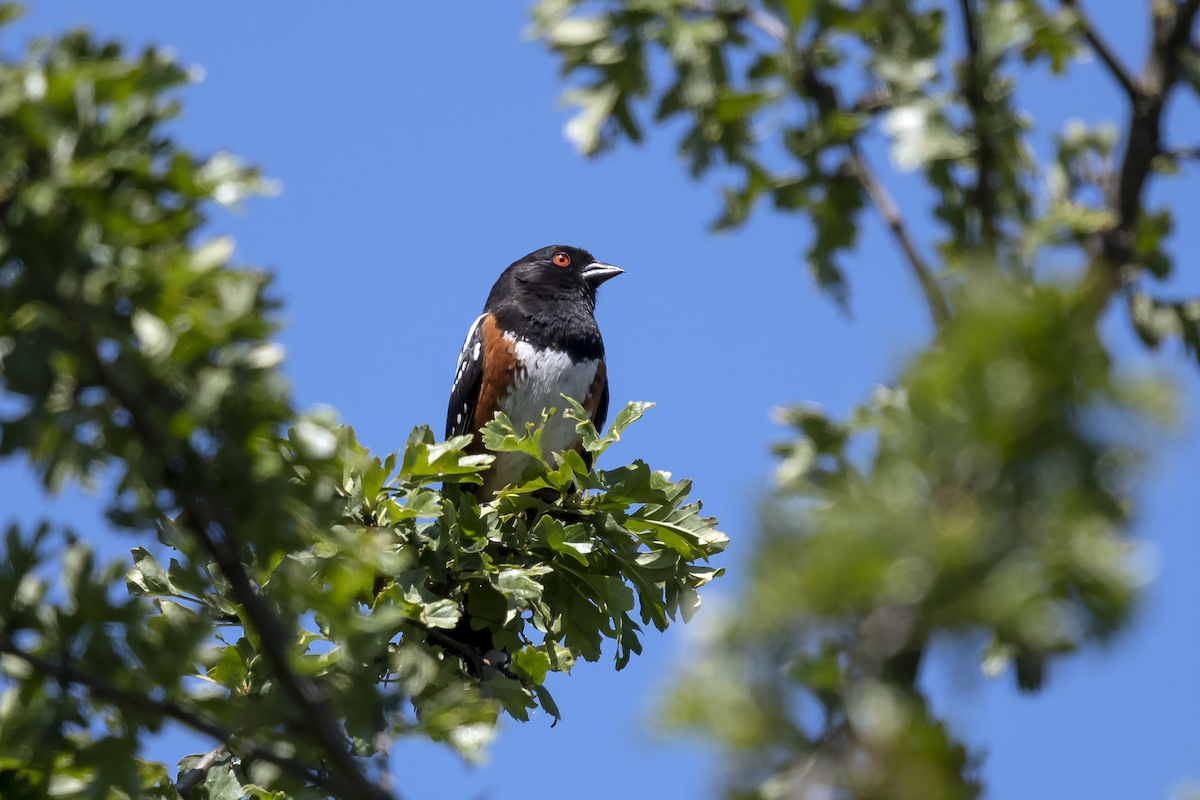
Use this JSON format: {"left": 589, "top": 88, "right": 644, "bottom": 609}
{"left": 472, "top": 342, "right": 481, "bottom": 361}
{"left": 457, "top": 413, "right": 463, "bottom": 424}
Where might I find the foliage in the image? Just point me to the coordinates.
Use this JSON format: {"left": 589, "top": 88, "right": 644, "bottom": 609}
{"left": 0, "top": 12, "right": 723, "bottom": 800}
{"left": 532, "top": 0, "right": 1200, "bottom": 797}
{"left": 3, "top": 0, "right": 1199, "bottom": 797}
{"left": 661, "top": 273, "right": 1166, "bottom": 797}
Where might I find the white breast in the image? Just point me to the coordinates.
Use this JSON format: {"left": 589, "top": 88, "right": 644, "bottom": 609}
{"left": 485, "top": 337, "right": 599, "bottom": 493}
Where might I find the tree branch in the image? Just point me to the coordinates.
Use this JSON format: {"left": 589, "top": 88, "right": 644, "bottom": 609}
{"left": 795, "top": 55, "right": 951, "bottom": 328}
{"left": 712, "top": 1, "right": 952, "bottom": 328}
{"left": 846, "top": 143, "right": 953, "bottom": 329}
{"left": 958, "top": 0, "right": 998, "bottom": 250}
{"left": 184, "top": 520, "right": 392, "bottom": 800}
{"left": 72, "top": 325, "right": 393, "bottom": 800}
{"left": 175, "top": 745, "right": 229, "bottom": 799}
{"left": 0, "top": 640, "right": 351, "bottom": 799}
{"left": 1081, "top": 0, "right": 1200, "bottom": 311}
{"left": 1059, "top": 0, "right": 1143, "bottom": 99}
{"left": 1184, "top": 0, "right": 1200, "bottom": 33}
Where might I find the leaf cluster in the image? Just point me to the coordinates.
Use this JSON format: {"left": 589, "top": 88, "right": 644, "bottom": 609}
{"left": 0, "top": 13, "right": 724, "bottom": 799}
{"left": 532, "top": 0, "right": 1079, "bottom": 302}
{"left": 662, "top": 272, "right": 1168, "bottom": 799}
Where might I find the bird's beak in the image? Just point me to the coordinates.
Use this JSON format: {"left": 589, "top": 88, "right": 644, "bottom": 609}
{"left": 581, "top": 261, "right": 625, "bottom": 286}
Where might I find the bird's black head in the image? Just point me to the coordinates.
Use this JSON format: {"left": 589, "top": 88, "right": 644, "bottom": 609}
{"left": 487, "top": 245, "right": 624, "bottom": 310}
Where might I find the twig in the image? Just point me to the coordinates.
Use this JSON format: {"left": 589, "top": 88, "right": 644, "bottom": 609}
{"left": 851, "top": 90, "right": 892, "bottom": 115}
{"left": 423, "top": 628, "right": 486, "bottom": 673}
{"left": 1080, "top": 0, "right": 1200, "bottom": 310}
{"left": 1167, "top": 145, "right": 1200, "bottom": 160}
{"left": 797, "top": 53, "right": 951, "bottom": 328}
{"left": 415, "top": 623, "right": 519, "bottom": 680}
{"left": 958, "top": 0, "right": 998, "bottom": 250}
{"left": 1185, "top": 0, "right": 1200, "bottom": 36}
{"left": 705, "top": 0, "right": 951, "bottom": 328}
{"left": 846, "top": 142, "right": 953, "bottom": 328}
{"left": 1059, "top": 0, "right": 1143, "bottom": 99}
{"left": 0, "top": 641, "right": 347, "bottom": 799}
{"left": 175, "top": 745, "right": 229, "bottom": 799}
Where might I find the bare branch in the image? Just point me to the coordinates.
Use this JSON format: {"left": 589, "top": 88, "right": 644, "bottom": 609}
{"left": 958, "top": 0, "right": 998, "bottom": 250}
{"left": 0, "top": 640, "right": 351, "bottom": 799}
{"left": 1059, "top": 0, "right": 1143, "bottom": 99}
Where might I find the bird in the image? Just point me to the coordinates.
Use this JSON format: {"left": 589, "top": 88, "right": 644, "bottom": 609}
{"left": 445, "top": 244, "right": 624, "bottom": 498}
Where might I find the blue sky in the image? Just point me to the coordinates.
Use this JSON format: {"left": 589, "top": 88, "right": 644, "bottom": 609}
{"left": 2, "top": 3, "right": 1199, "bottom": 799}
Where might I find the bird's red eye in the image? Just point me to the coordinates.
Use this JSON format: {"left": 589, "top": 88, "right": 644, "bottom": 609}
{"left": 553, "top": 252, "right": 571, "bottom": 267}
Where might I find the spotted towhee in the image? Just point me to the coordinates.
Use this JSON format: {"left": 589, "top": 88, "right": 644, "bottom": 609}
{"left": 446, "top": 245, "right": 624, "bottom": 497}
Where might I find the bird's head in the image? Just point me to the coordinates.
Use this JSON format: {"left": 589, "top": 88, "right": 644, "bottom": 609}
{"left": 499, "top": 245, "right": 624, "bottom": 305}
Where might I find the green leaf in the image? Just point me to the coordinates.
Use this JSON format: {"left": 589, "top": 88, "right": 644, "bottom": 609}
{"left": 390, "top": 643, "right": 439, "bottom": 696}
{"left": 595, "top": 460, "right": 658, "bottom": 504}
{"left": 1133, "top": 208, "right": 1173, "bottom": 279}
{"left": 487, "top": 675, "right": 537, "bottom": 722}
{"left": 209, "top": 644, "right": 248, "bottom": 689}
{"left": 481, "top": 410, "right": 551, "bottom": 461}
{"left": 496, "top": 567, "right": 550, "bottom": 602}
{"left": 713, "top": 89, "right": 772, "bottom": 122}
{"left": 781, "top": 0, "right": 811, "bottom": 25}
{"left": 1180, "top": 44, "right": 1200, "bottom": 97}
{"left": 563, "top": 398, "right": 653, "bottom": 456}
{"left": 0, "top": 4, "right": 24, "bottom": 26}
{"left": 205, "top": 753, "right": 243, "bottom": 800}
{"left": 422, "top": 598, "right": 462, "bottom": 629}
{"left": 166, "top": 558, "right": 209, "bottom": 601}
{"left": 550, "top": 522, "right": 594, "bottom": 565}
{"left": 561, "top": 593, "right": 606, "bottom": 662}
{"left": 533, "top": 683, "right": 562, "bottom": 724}
{"left": 578, "top": 573, "right": 635, "bottom": 614}
{"left": 125, "top": 547, "right": 178, "bottom": 597}
{"left": 512, "top": 646, "right": 552, "bottom": 684}
{"left": 400, "top": 425, "right": 492, "bottom": 480}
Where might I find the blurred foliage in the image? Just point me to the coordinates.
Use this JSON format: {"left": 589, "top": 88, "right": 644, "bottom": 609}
{"left": 532, "top": 0, "right": 1200, "bottom": 798}
{"left": 660, "top": 273, "right": 1166, "bottom": 798}
{"left": 0, "top": 10, "right": 723, "bottom": 800}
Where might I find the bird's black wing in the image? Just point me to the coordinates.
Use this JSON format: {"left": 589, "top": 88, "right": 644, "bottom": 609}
{"left": 593, "top": 376, "right": 610, "bottom": 432}
{"left": 446, "top": 314, "right": 486, "bottom": 440}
